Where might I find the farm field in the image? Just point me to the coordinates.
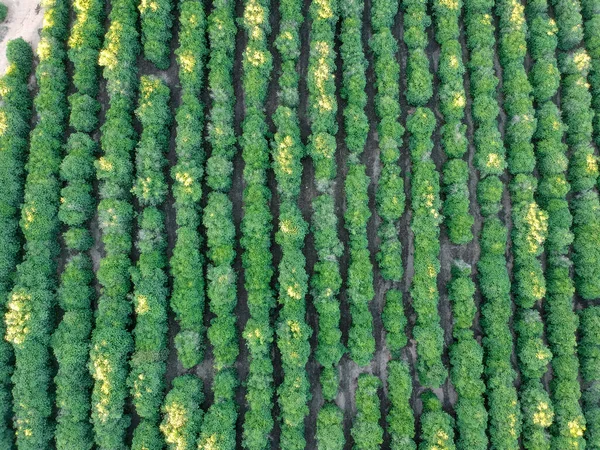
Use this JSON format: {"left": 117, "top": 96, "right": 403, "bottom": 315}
{"left": 0, "top": 0, "right": 600, "bottom": 448}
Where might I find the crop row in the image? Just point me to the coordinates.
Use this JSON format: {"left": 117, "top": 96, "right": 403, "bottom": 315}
{"left": 270, "top": 0, "right": 313, "bottom": 449}
{"left": 526, "top": 0, "right": 586, "bottom": 446}
{"left": 139, "top": 0, "right": 173, "bottom": 68}
{"left": 448, "top": 262, "right": 487, "bottom": 450}
{"left": 128, "top": 76, "right": 171, "bottom": 448}
{"left": 464, "top": 0, "right": 520, "bottom": 445}
{"left": 3, "top": 0, "right": 69, "bottom": 446}
{"left": 89, "top": 0, "right": 139, "bottom": 444}
{"left": 552, "top": 0, "right": 600, "bottom": 443}
{"left": 579, "top": 306, "right": 600, "bottom": 449}
{"left": 433, "top": 0, "right": 473, "bottom": 245}
{"left": 404, "top": 0, "right": 444, "bottom": 389}
{"left": 170, "top": 0, "right": 206, "bottom": 371}
{"left": 0, "top": 39, "right": 33, "bottom": 448}
{"left": 351, "top": 375, "right": 383, "bottom": 449}
{"left": 341, "top": 0, "right": 374, "bottom": 368}
{"left": 198, "top": 0, "right": 238, "bottom": 447}
{"left": 497, "top": 0, "right": 552, "bottom": 445}
{"left": 582, "top": 0, "right": 600, "bottom": 147}
{"left": 554, "top": 0, "right": 600, "bottom": 301}
{"left": 308, "top": 0, "right": 344, "bottom": 411}
{"left": 160, "top": 375, "right": 204, "bottom": 450}
{"left": 52, "top": 0, "right": 104, "bottom": 446}
{"left": 419, "top": 392, "right": 455, "bottom": 450}
{"left": 371, "top": 0, "right": 404, "bottom": 282}
{"left": 387, "top": 360, "right": 416, "bottom": 449}
{"left": 240, "top": 0, "right": 276, "bottom": 448}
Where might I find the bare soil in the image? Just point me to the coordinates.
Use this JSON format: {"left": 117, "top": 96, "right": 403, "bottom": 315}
{"left": 0, "top": 0, "right": 43, "bottom": 73}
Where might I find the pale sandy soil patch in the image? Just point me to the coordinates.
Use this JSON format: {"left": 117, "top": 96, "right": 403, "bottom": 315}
{"left": 0, "top": 0, "right": 42, "bottom": 74}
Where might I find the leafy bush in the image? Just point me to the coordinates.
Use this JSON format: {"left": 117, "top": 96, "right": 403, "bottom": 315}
{"left": 128, "top": 76, "right": 171, "bottom": 448}
{"left": 448, "top": 262, "right": 487, "bottom": 450}
{"left": 433, "top": 0, "right": 473, "bottom": 245}
{"left": 341, "top": 0, "right": 375, "bottom": 369}
{"left": 308, "top": 0, "right": 344, "bottom": 426}
{"left": 160, "top": 375, "right": 204, "bottom": 450}
{"left": 199, "top": 1, "right": 239, "bottom": 447}
{"left": 89, "top": 0, "right": 139, "bottom": 445}
{"left": 407, "top": 107, "right": 445, "bottom": 388}
{"left": 317, "top": 403, "right": 344, "bottom": 450}
{"left": 387, "top": 361, "right": 416, "bottom": 449}
{"left": 351, "top": 375, "right": 383, "bottom": 449}
{"left": 239, "top": 0, "right": 277, "bottom": 448}
{"left": 464, "top": 0, "right": 521, "bottom": 444}
{"left": 4, "top": 0, "right": 68, "bottom": 446}
{"left": 170, "top": 0, "right": 206, "bottom": 371}
{"left": 0, "top": 37, "right": 32, "bottom": 449}
{"left": 371, "top": 0, "right": 404, "bottom": 281}
{"left": 419, "top": 392, "right": 455, "bottom": 450}
{"left": 139, "top": 0, "right": 173, "bottom": 69}
{"left": 0, "top": 3, "right": 8, "bottom": 22}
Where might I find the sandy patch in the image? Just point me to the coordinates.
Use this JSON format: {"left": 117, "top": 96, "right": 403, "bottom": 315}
{"left": 0, "top": 0, "right": 42, "bottom": 74}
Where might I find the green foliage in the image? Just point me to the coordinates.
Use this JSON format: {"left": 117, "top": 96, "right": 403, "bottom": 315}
{"left": 448, "top": 262, "right": 487, "bottom": 450}
{"left": 387, "top": 360, "right": 416, "bottom": 450}
{"left": 308, "top": 0, "right": 344, "bottom": 426}
{"left": 160, "top": 375, "right": 204, "bottom": 450}
{"left": 3, "top": 0, "right": 68, "bottom": 446}
{"left": 0, "top": 3, "right": 8, "bottom": 22}
{"left": 341, "top": 0, "right": 375, "bottom": 368}
{"left": 551, "top": 0, "right": 600, "bottom": 301}
{"left": 433, "top": 0, "right": 473, "bottom": 245}
{"left": 382, "top": 290, "right": 407, "bottom": 356}
{"left": 580, "top": 307, "right": 600, "bottom": 449}
{"left": 240, "top": 0, "right": 276, "bottom": 448}
{"left": 198, "top": 370, "right": 237, "bottom": 450}
{"left": 419, "top": 392, "right": 455, "bottom": 450}
{"left": 351, "top": 375, "right": 383, "bottom": 449}
{"left": 0, "top": 37, "right": 32, "bottom": 450}
{"left": 370, "top": 0, "right": 404, "bottom": 280}
{"left": 128, "top": 76, "right": 171, "bottom": 448}
{"left": 407, "top": 107, "right": 445, "bottom": 388}
{"left": 464, "top": 0, "right": 521, "bottom": 444}
{"left": 170, "top": 0, "right": 206, "bottom": 371}
{"left": 139, "top": 0, "right": 173, "bottom": 69}
{"left": 90, "top": 0, "right": 139, "bottom": 445}
{"left": 317, "top": 403, "right": 344, "bottom": 450}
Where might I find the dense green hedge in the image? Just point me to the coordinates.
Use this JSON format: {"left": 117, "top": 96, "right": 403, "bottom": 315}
{"left": 527, "top": 0, "right": 587, "bottom": 446}
{"left": 0, "top": 38, "right": 32, "bottom": 449}
{"left": 309, "top": 0, "right": 344, "bottom": 418}
{"left": 387, "top": 360, "right": 416, "bottom": 449}
{"left": 464, "top": 0, "right": 520, "bottom": 445}
{"left": 170, "top": 0, "right": 206, "bottom": 371}
{"left": 419, "top": 392, "right": 455, "bottom": 450}
{"left": 51, "top": 0, "right": 104, "bottom": 445}
{"left": 4, "top": 0, "right": 68, "bottom": 446}
{"left": 582, "top": 0, "right": 600, "bottom": 147}
{"left": 198, "top": 1, "right": 238, "bottom": 447}
{"left": 433, "top": 0, "right": 473, "bottom": 245}
{"left": 448, "top": 262, "right": 487, "bottom": 450}
{"left": 371, "top": 0, "right": 404, "bottom": 281}
{"left": 90, "top": 0, "right": 139, "bottom": 445}
{"left": 351, "top": 374, "right": 383, "bottom": 449}
{"left": 316, "top": 403, "right": 344, "bottom": 450}
{"left": 341, "top": 0, "right": 374, "bottom": 368}
{"left": 139, "top": 0, "right": 173, "bottom": 68}
{"left": 160, "top": 375, "right": 204, "bottom": 450}
{"left": 240, "top": 0, "right": 276, "bottom": 448}
{"left": 128, "top": 76, "right": 171, "bottom": 449}
{"left": 579, "top": 306, "right": 600, "bottom": 449}
{"left": 406, "top": 107, "right": 445, "bottom": 388}
{"left": 552, "top": 0, "right": 600, "bottom": 300}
